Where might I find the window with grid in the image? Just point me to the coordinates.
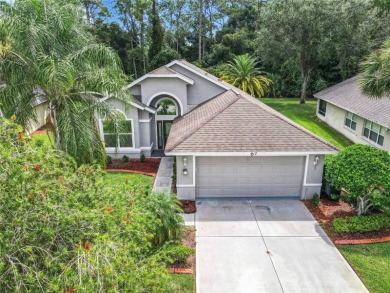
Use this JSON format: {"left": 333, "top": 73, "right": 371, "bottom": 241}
{"left": 102, "top": 112, "right": 133, "bottom": 148}
{"left": 344, "top": 112, "right": 357, "bottom": 131}
{"left": 363, "top": 120, "right": 384, "bottom": 146}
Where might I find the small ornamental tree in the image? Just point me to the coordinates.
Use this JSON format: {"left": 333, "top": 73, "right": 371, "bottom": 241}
{"left": 0, "top": 118, "right": 183, "bottom": 292}
{"left": 326, "top": 144, "right": 390, "bottom": 213}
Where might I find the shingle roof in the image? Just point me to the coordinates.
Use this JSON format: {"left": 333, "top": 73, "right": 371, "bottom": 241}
{"left": 165, "top": 89, "right": 338, "bottom": 154}
{"left": 149, "top": 66, "right": 179, "bottom": 75}
{"left": 314, "top": 76, "right": 390, "bottom": 128}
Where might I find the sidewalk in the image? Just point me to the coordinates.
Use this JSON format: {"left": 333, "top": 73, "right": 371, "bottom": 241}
{"left": 152, "top": 157, "right": 173, "bottom": 193}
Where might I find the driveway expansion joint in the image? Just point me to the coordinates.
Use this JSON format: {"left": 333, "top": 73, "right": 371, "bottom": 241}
{"left": 249, "top": 200, "right": 285, "bottom": 293}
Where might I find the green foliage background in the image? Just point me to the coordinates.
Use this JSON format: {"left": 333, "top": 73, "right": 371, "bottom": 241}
{"left": 0, "top": 119, "right": 184, "bottom": 292}
{"left": 326, "top": 144, "right": 390, "bottom": 211}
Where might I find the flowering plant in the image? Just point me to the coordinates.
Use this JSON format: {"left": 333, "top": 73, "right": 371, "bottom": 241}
{"left": 0, "top": 118, "right": 183, "bottom": 292}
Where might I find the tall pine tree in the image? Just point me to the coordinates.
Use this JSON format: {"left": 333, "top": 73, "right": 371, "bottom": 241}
{"left": 148, "top": 0, "right": 164, "bottom": 68}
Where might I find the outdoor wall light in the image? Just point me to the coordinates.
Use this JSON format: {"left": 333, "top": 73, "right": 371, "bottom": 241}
{"left": 313, "top": 155, "right": 320, "bottom": 167}
{"left": 182, "top": 157, "right": 188, "bottom": 175}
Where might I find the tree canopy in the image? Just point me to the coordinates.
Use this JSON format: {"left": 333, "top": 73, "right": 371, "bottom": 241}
{"left": 220, "top": 54, "right": 272, "bottom": 97}
{"left": 82, "top": 0, "right": 390, "bottom": 100}
{"left": 0, "top": 0, "right": 129, "bottom": 166}
{"left": 359, "top": 38, "right": 390, "bottom": 98}
{"left": 326, "top": 144, "right": 390, "bottom": 212}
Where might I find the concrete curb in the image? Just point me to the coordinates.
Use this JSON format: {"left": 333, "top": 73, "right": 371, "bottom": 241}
{"left": 168, "top": 268, "right": 193, "bottom": 274}
{"left": 105, "top": 169, "right": 156, "bottom": 177}
{"left": 335, "top": 236, "right": 390, "bottom": 245}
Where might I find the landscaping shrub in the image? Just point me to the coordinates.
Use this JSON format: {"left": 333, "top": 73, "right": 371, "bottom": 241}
{"left": 330, "top": 194, "right": 340, "bottom": 201}
{"left": 333, "top": 214, "right": 390, "bottom": 233}
{"left": 162, "top": 245, "right": 195, "bottom": 264}
{"left": 140, "top": 153, "right": 146, "bottom": 163}
{"left": 122, "top": 155, "right": 129, "bottom": 163}
{"left": 310, "top": 193, "right": 320, "bottom": 206}
{"left": 0, "top": 118, "right": 184, "bottom": 292}
{"left": 326, "top": 144, "right": 390, "bottom": 213}
{"left": 106, "top": 155, "right": 112, "bottom": 164}
{"left": 34, "top": 137, "right": 45, "bottom": 147}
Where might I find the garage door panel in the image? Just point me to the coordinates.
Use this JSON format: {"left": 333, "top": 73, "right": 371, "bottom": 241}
{"left": 196, "top": 156, "right": 304, "bottom": 198}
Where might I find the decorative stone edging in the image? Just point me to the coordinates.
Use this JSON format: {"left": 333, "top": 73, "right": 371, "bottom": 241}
{"left": 335, "top": 236, "right": 390, "bottom": 245}
{"left": 168, "top": 268, "right": 193, "bottom": 274}
{"left": 105, "top": 169, "right": 156, "bottom": 177}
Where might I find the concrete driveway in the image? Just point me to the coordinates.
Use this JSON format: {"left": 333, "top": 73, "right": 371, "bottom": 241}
{"left": 196, "top": 200, "right": 368, "bottom": 293}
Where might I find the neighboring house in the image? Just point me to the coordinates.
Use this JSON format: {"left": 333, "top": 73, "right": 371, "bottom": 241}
{"left": 103, "top": 60, "right": 338, "bottom": 200}
{"left": 314, "top": 76, "right": 390, "bottom": 151}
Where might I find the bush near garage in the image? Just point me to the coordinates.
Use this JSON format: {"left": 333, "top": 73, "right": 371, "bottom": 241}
{"left": 325, "top": 144, "right": 390, "bottom": 214}
{"left": 333, "top": 214, "right": 390, "bottom": 233}
{"left": 0, "top": 118, "right": 184, "bottom": 292}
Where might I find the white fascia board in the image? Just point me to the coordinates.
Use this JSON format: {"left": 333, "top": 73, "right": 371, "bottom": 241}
{"left": 144, "top": 106, "right": 156, "bottom": 114}
{"left": 165, "top": 151, "right": 338, "bottom": 156}
{"left": 166, "top": 60, "right": 231, "bottom": 90}
{"left": 127, "top": 73, "right": 194, "bottom": 88}
{"left": 129, "top": 101, "right": 144, "bottom": 110}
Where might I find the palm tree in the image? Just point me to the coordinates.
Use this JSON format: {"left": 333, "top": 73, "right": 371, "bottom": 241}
{"left": 0, "top": 0, "right": 129, "bottom": 166}
{"left": 220, "top": 54, "right": 272, "bottom": 97}
{"left": 359, "top": 38, "right": 390, "bottom": 98}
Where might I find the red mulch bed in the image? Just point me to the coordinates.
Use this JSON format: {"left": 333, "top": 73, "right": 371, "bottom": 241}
{"left": 169, "top": 227, "right": 196, "bottom": 274}
{"left": 30, "top": 123, "right": 54, "bottom": 135}
{"left": 180, "top": 200, "right": 196, "bottom": 214}
{"left": 106, "top": 158, "right": 161, "bottom": 177}
{"left": 304, "top": 194, "right": 390, "bottom": 243}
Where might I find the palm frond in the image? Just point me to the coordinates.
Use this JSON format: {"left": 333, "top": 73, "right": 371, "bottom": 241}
{"left": 221, "top": 54, "right": 273, "bottom": 97}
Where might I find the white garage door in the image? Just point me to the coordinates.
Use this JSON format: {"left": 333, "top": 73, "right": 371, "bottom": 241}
{"left": 196, "top": 156, "right": 305, "bottom": 198}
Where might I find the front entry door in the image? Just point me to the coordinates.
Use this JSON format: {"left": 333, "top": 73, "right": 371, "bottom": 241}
{"left": 157, "top": 120, "right": 173, "bottom": 149}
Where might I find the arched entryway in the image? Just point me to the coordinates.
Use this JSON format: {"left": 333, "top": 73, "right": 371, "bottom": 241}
{"left": 148, "top": 94, "right": 181, "bottom": 150}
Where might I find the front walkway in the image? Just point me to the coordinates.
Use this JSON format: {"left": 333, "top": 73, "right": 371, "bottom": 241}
{"left": 152, "top": 157, "right": 173, "bottom": 193}
{"left": 196, "top": 199, "right": 368, "bottom": 293}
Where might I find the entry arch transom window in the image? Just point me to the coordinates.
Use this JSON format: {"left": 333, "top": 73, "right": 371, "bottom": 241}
{"left": 156, "top": 98, "right": 178, "bottom": 118}
{"left": 102, "top": 111, "right": 134, "bottom": 148}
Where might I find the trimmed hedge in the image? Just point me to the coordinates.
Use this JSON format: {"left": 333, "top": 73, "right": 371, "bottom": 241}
{"left": 333, "top": 214, "right": 390, "bottom": 233}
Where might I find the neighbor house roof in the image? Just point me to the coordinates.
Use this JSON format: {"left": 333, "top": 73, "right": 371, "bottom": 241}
{"left": 314, "top": 76, "right": 390, "bottom": 128}
{"left": 165, "top": 88, "right": 338, "bottom": 154}
{"left": 127, "top": 65, "right": 194, "bottom": 88}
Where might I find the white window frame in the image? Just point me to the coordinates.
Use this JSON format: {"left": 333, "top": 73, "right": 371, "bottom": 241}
{"left": 363, "top": 120, "right": 385, "bottom": 146}
{"left": 100, "top": 110, "right": 135, "bottom": 150}
{"left": 344, "top": 111, "right": 357, "bottom": 131}
{"left": 155, "top": 97, "right": 179, "bottom": 121}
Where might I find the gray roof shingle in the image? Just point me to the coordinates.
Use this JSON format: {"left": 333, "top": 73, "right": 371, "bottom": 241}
{"left": 165, "top": 88, "right": 338, "bottom": 154}
{"left": 314, "top": 76, "right": 390, "bottom": 128}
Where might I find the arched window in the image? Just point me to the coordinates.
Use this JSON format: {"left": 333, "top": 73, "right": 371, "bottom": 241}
{"left": 102, "top": 111, "right": 133, "bottom": 148}
{"left": 156, "top": 98, "right": 177, "bottom": 116}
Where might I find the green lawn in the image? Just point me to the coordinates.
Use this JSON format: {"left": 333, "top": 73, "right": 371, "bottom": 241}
{"left": 31, "top": 133, "right": 55, "bottom": 146}
{"left": 172, "top": 274, "right": 195, "bottom": 293}
{"left": 261, "top": 98, "right": 353, "bottom": 149}
{"left": 338, "top": 242, "right": 390, "bottom": 293}
{"left": 102, "top": 172, "right": 154, "bottom": 192}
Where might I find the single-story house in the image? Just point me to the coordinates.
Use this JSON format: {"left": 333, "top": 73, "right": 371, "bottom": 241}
{"left": 102, "top": 60, "right": 338, "bottom": 200}
{"left": 314, "top": 76, "right": 390, "bottom": 151}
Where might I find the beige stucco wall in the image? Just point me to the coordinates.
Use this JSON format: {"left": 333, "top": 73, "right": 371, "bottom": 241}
{"left": 316, "top": 101, "right": 390, "bottom": 151}
{"left": 27, "top": 102, "right": 49, "bottom": 134}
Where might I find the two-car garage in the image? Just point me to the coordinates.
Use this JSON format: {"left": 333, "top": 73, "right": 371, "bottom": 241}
{"left": 195, "top": 156, "right": 305, "bottom": 198}
{"left": 165, "top": 87, "right": 338, "bottom": 201}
